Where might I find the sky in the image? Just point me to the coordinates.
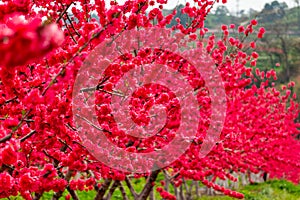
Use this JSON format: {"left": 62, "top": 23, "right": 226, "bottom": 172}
{"left": 217, "top": 0, "right": 296, "bottom": 13}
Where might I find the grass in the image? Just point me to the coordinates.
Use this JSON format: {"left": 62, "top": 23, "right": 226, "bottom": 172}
{"left": 198, "top": 179, "right": 300, "bottom": 200}
{"left": 2, "top": 179, "right": 300, "bottom": 199}
{"left": 238, "top": 179, "right": 300, "bottom": 200}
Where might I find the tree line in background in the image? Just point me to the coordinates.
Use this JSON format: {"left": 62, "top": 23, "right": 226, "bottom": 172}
{"left": 161, "top": 1, "right": 300, "bottom": 99}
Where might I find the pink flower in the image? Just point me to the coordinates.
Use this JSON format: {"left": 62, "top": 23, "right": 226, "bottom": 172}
{"left": 229, "top": 24, "right": 235, "bottom": 29}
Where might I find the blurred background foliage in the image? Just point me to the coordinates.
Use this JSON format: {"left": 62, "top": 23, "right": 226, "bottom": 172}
{"left": 159, "top": 1, "right": 300, "bottom": 99}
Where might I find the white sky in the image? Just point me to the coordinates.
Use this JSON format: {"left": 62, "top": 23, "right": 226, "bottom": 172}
{"left": 217, "top": 0, "right": 296, "bottom": 13}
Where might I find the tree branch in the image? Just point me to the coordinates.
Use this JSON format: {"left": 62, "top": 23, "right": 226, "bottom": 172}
{"left": 66, "top": 186, "right": 79, "bottom": 200}
{"left": 94, "top": 178, "right": 112, "bottom": 200}
{"left": 65, "top": 14, "right": 81, "bottom": 37}
{"left": 56, "top": 3, "right": 74, "bottom": 23}
{"left": 105, "top": 181, "right": 119, "bottom": 200}
{"left": 125, "top": 176, "right": 138, "bottom": 199}
{"left": 0, "top": 109, "right": 32, "bottom": 143}
{"left": 138, "top": 170, "right": 160, "bottom": 200}
{"left": 63, "top": 17, "right": 77, "bottom": 44}
{"left": 118, "top": 182, "right": 129, "bottom": 200}
{"left": 0, "top": 133, "right": 12, "bottom": 143}
{"left": 20, "top": 130, "right": 36, "bottom": 142}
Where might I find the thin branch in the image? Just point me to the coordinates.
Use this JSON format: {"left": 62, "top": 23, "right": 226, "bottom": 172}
{"left": 1, "top": 96, "right": 17, "bottom": 105}
{"left": 118, "top": 182, "right": 129, "bottom": 200}
{"left": 125, "top": 176, "right": 138, "bottom": 199}
{"left": 0, "top": 109, "right": 32, "bottom": 143}
{"left": 75, "top": 114, "right": 112, "bottom": 134}
{"left": 65, "top": 123, "right": 77, "bottom": 131}
{"left": 66, "top": 14, "right": 81, "bottom": 37}
{"left": 171, "top": 182, "right": 179, "bottom": 199}
{"left": 138, "top": 170, "right": 160, "bottom": 200}
{"left": 66, "top": 186, "right": 79, "bottom": 200}
{"left": 179, "top": 184, "right": 185, "bottom": 200}
{"left": 94, "top": 179, "right": 112, "bottom": 200}
{"left": 56, "top": 3, "right": 74, "bottom": 23}
{"left": 20, "top": 130, "right": 36, "bottom": 142}
{"left": 80, "top": 86, "right": 125, "bottom": 97}
{"left": 72, "top": 140, "right": 87, "bottom": 149}
{"left": 63, "top": 17, "right": 77, "bottom": 44}
{"left": 24, "top": 119, "right": 35, "bottom": 123}
{"left": 105, "top": 181, "right": 119, "bottom": 200}
{"left": 84, "top": 0, "right": 89, "bottom": 22}
{"left": 43, "top": 150, "right": 59, "bottom": 164}
{"left": 33, "top": 193, "right": 43, "bottom": 200}
{"left": 0, "top": 133, "right": 12, "bottom": 143}
{"left": 164, "top": 170, "right": 180, "bottom": 181}
{"left": 58, "top": 138, "right": 73, "bottom": 151}
{"left": 149, "top": 187, "right": 155, "bottom": 200}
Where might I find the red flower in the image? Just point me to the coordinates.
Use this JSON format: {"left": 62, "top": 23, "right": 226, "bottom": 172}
{"left": 250, "top": 41, "right": 256, "bottom": 48}
{"left": 250, "top": 60, "right": 257, "bottom": 67}
{"left": 0, "top": 16, "right": 64, "bottom": 68}
{"left": 0, "top": 172, "right": 13, "bottom": 192}
{"left": 238, "top": 26, "right": 244, "bottom": 33}
{"left": 19, "top": 174, "right": 34, "bottom": 191}
{"left": 251, "top": 52, "right": 259, "bottom": 59}
{"left": 251, "top": 19, "right": 258, "bottom": 26}
{"left": 1, "top": 145, "right": 17, "bottom": 165}
{"left": 221, "top": 25, "right": 227, "bottom": 31}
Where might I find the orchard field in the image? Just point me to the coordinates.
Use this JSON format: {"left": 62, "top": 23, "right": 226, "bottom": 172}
{"left": 0, "top": 0, "right": 299, "bottom": 200}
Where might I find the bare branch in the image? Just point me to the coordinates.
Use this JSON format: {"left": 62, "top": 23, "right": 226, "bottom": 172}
{"left": 65, "top": 123, "right": 77, "bottom": 131}
{"left": 0, "top": 109, "right": 32, "bottom": 143}
{"left": 138, "top": 170, "right": 160, "bottom": 200}
{"left": 65, "top": 14, "right": 81, "bottom": 37}
{"left": 63, "top": 17, "right": 77, "bottom": 44}
{"left": 94, "top": 179, "right": 112, "bottom": 200}
{"left": 125, "top": 176, "right": 138, "bottom": 199}
{"left": 20, "top": 130, "right": 36, "bottom": 142}
{"left": 75, "top": 114, "right": 112, "bottom": 134}
{"left": 66, "top": 187, "right": 79, "bottom": 200}
{"left": 118, "top": 182, "right": 129, "bottom": 200}
{"left": 58, "top": 138, "right": 73, "bottom": 151}
{"left": 105, "top": 181, "right": 119, "bottom": 200}
{"left": 0, "top": 133, "right": 12, "bottom": 143}
{"left": 56, "top": 3, "right": 74, "bottom": 23}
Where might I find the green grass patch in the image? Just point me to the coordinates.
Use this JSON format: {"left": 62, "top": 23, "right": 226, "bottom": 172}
{"left": 2, "top": 179, "right": 300, "bottom": 199}
{"left": 199, "top": 179, "right": 300, "bottom": 200}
